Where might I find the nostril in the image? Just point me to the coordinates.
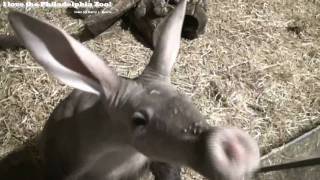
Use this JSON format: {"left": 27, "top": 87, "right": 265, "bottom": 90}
{"left": 222, "top": 140, "right": 243, "bottom": 162}
{"left": 224, "top": 142, "right": 236, "bottom": 161}
{"left": 206, "top": 128, "right": 260, "bottom": 178}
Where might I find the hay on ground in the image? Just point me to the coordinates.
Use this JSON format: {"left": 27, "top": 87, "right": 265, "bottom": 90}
{"left": 1, "top": 0, "right": 320, "bottom": 179}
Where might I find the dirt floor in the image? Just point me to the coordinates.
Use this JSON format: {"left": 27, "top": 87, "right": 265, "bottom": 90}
{"left": 0, "top": 0, "right": 320, "bottom": 179}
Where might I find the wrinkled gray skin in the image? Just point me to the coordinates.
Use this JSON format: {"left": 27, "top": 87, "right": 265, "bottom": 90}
{"left": 8, "top": 0, "right": 260, "bottom": 180}
{"left": 135, "top": 0, "right": 172, "bottom": 17}
{"left": 135, "top": 0, "right": 208, "bottom": 18}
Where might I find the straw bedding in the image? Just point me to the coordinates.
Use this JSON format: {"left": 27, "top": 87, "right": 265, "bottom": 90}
{"left": 1, "top": 0, "right": 320, "bottom": 179}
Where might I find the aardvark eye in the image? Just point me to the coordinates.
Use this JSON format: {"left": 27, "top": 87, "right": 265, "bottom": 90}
{"left": 132, "top": 111, "right": 149, "bottom": 127}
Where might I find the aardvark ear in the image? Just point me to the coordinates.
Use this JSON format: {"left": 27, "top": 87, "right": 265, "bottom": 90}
{"left": 8, "top": 11, "right": 119, "bottom": 96}
{"left": 141, "top": 0, "right": 187, "bottom": 80}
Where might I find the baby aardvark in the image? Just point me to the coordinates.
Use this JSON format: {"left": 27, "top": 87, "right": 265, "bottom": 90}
{"left": 8, "top": 0, "right": 260, "bottom": 179}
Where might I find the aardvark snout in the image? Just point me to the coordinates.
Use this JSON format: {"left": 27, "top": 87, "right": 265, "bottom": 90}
{"left": 198, "top": 128, "right": 260, "bottom": 180}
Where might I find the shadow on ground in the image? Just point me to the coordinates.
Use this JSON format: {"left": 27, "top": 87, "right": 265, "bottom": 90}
{"left": 0, "top": 138, "right": 43, "bottom": 180}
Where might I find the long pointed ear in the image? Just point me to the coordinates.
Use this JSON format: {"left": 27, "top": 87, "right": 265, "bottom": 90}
{"left": 8, "top": 11, "right": 119, "bottom": 96}
{"left": 141, "top": 0, "right": 187, "bottom": 80}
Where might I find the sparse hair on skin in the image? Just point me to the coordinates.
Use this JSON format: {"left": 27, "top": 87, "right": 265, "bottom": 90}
{"left": 1, "top": 1, "right": 320, "bottom": 178}
{"left": 6, "top": 0, "right": 260, "bottom": 179}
